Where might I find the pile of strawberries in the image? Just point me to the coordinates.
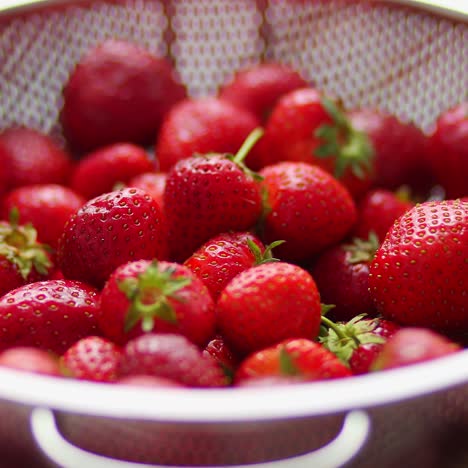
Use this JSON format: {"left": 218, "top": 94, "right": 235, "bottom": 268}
{"left": 0, "top": 39, "right": 466, "bottom": 388}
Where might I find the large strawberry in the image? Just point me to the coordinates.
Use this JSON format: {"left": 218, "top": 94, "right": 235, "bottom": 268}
{"left": 369, "top": 200, "right": 468, "bottom": 332}
{"left": 57, "top": 188, "right": 167, "bottom": 288}
{"left": 259, "top": 162, "right": 357, "bottom": 263}
{"left": 217, "top": 262, "right": 321, "bottom": 356}
{"left": 99, "top": 260, "right": 215, "bottom": 347}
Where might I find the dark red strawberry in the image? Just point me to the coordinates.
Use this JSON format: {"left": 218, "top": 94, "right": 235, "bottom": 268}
{"left": 217, "top": 262, "right": 321, "bottom": 356}
{"left": 0, "top": 347, "right": 61, "bottom": 376}
{"left": 259, "top": 162, "right": 357, "bottom": 263}
{"left": 164, "top": 130, "right": 263, "bottom": 262}
{"left": 57, "top": 188, "right": 167, "bottom": 288}
{"left": 119, "top": 333, "right": 228, "bottom": 388}
{"left": 369, "top": 200, "right": 468, "bottom": 332}
{"left": 0, "top": 127, "right": 72, "bottom": 191}
{"left": 203, "top": 335, "right": 240, "bottom": 383}
{"left": 70, "top": 143, "right": 156, "bottom": 200}
{"left": 2, "top": 184, "right": 85, "bottom": 249}
{"left": 127, "top": 172, "right": 167, "bottom": 212}
{"left": 61, "top": 39, "right": 186, "bottom": 151}
{"left": 219, "top": 62, "right": 308, "bottom": 122}
{"left": 235, "top": 338, "right": 351, "bottom": 385}
{"left": 61, "top": 336, "right": 121, "bottom": 382}
{"left": 155, "top": 97, "right": 260, "bottom": 172}
{"left": 0, "top": 279, "right": 100, "bottom": 354}
{"left": 427, "top": 102, "right": 468, "bottom": 199}
{"left": 99, "top": 260, "right": 215, "bottom": 347}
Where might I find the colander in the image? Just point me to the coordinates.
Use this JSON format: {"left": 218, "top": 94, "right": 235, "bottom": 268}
{"left": 0, "top": 0, "right": 467, "bottom": 467}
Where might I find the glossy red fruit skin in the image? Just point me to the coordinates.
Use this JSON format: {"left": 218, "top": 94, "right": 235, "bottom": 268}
{"left": 128, "top": 172, "right": 167, "bottom": 212}
{"left": 70, "top": 143, "right": 156, "bottom": 200}
{"left": 203, "top": 335, "right": 240, "bottom": 381}
{"left": 2, "top": 184, "right": 86, "bottom": 248}
{"left": 217, "top": 262, "right": 322, "bottom": 356}
{"left": 61, "top": 39, "right": 186, "bottom": 151}
{"left": 427, "top": 102, "right": 468, "bottom": 199}
{"left": 353, "top": 189, "right": 414, "bottom": 243}
{"left": 57, "top": 188, "right": 167, "bottom": 288}
{"left": 164, "top": 154, "right": 263, "bottom": 262}
{"left": 0, "top": 127, "right": 72, "bottom": 191}
{"left": 99, "top": 260, "right": 216, "bottom": 347}
{"left": 119, "top": 333, "right": 228, "bottom": 388}
{"left": 369, "top": 200, "right": 468, "bottom": 332}
{"left": 184, "top": 231, "right": 264, "bottom": 300}
{"left": 0, "top": 347, "right": 61, "bottom": 376}
{"left": 260, "top": 162, "right": 357, "bottom": 263}
{"left": 0, "top": 280, "right": 101, "bottom": 354}
{"left": 155, "top": 97, "right": 260, "bottom": 172}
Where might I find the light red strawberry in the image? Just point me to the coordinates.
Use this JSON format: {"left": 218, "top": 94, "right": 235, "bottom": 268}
{"left": 0, "top": 347, "right": 61, "bottom": 376}
{"left": 57, "top": 188, "right": 167, "bottom": 288}
{"left": 127, "top": 172, "right": 167, "bottom": 212}
{"left": 99, "top": 260, "right": 215, "bottom": 347}
{"left": 118, "top": 375, "right": 183, "bottom": 388}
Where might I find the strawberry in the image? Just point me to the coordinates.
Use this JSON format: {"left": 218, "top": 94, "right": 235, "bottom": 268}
{"left": 0, "top": 279, "right": 101, "bottom": 354}
{"left": 70, "top": 143, "right": 156, "bottom": 200}
{"left": 369, "top": 200, "right": 468, "bottom": 332}
{"left": 164, "top": 130, "right": 264, "bottom": 262}
{"left": 235, "top": 338, "right": 351, "bottom": 385}
{"left": 0, "top": 127, "right": 72, "bottom": 191}
{"left": 372, "top": 328, "right": 460, "bottom": 371}
{"left": 217, "top": 262, "right": 321, "bottom": 356}
{"left": 203, "top": 335, "right": 240, "bottom": 383}
{"left": 155, "top": 97, "right": 260, "bottom": 172}
{"left": 61, "top": 336, "right": 121, "bottom": 382}
{"left": 57, "top": 188, "right": 167, "bottom": 288}
{"left": 119, "top": 333, "right": 228, "bottom": 388}
{"left": 427, "top": 102, "right": 468, "bottom": 199}
{"left": 61, "top": 39, "right": 186, "bottom": 152}
{"left": 118, "top": 375, "right": 183, "bottom": 388}
{"left": 257, "top": 88, "right": 374, "bottom": 199}
{"left": 259, "top": 162, "right": 357, "bottom": 263}
{"left": 310, "top": 234, "right": 379, "bottom": 321}
{"left": 127, "top": 172, "right": 167, "bottom": 212}
{"left": 2, "top": 184, "right": 85, "bottom": 249}
{"left": 0, "top": 347, "right": 61, "bottom": 376}
{"left": 99, "top": 260, "right": 215, "bottom": 347}
{"left": 219, "top": 62, "right": 308, "bottom": 123}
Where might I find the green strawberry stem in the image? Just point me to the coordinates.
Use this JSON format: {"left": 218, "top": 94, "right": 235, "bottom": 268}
{"left": 247, "top": 238, "right": 285, "bottom": 265}
{"left": 321, "top": 315, "right": 355, "bottom": 344}
{"left": 233, "top": 128, "right": 264, "bottom": 165}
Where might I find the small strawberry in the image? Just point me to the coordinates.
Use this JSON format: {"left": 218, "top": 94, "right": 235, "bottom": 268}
{"left": 99, "top": 260, "right": 215, "bottom": 347}
{"left": 369, "top": 200, "right": 468, "bottom": 332}
{"left": 0, "top": 279, "right": 101, "bottom": 354}
{"left": 155, "top": 97, "right": 260, "bottom": 172}
{"left": 61, "top": 39, "right": 186, "bottom": 151}
{"left": 0, "top": 347, "right": 61, "bottom": 376}
{"left": 119, "top": 333, "right": 228, "bottom": 388}
{"left": 70, "top": 143, "right": 156, "bottom": 200}
{"left": 235, "top": 338, "right": 351, "bottom": 385}
{"left": 127, "top": 172, "right": 167, "bottom": 212}
{"left": 203, "top": 335, "right": 240, "bottom": 383}
{"left": 57, "top": 188, "right": 167, "bottom": 288}
{"left": 217, "top": 262, "right": 321, "bottom": 356}
{"left": 61, "top": 336, "right": 121, "bottom": 382}
{"left": 164, "top": 129, "right": 264, "bottom": 262}
{"left": 259, "top": 162, "right": 357, "bottom": 263}
{"left": 2, "top": 184, "right": 85, "bottom": 249}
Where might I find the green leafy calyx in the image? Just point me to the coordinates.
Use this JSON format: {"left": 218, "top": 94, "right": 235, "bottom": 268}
{"left": 247, "top": 238, "right": 285, "bottom": 265}
{"left": 279, "top": 346, "right": 301, "bottom": 376}
{"left": 343, "top": 232, "right": 379, "bottom": 264}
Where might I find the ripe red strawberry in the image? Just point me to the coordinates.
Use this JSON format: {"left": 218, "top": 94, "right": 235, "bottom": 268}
{"left": 164, "top": 130, "right": 263, "bottom": 262}
{"left": 217, "top": 262, "right": 321, "bottom": 356}
{"left": 2, "top": 184, "right": 85, "bottom": 249}
{"left": 0, "top": 127, "right": 72, "bottom": 191}
{"left": 119, "top": 333, "right": 228, "bottom": 388}
{"left": 372, "top": 328, "right": 460, "bottom": 371}
{"left": 257, "top": 88, "right": 374, "bottom": 199}
{"left": 310, "top": 234, "right": 379, "bottom": 321}
{"left": 0, "top": 279, "right": 100, "bottom": 354}
{"left": 0, "top": 347, "right": 61, "bottom": 376}
{"left": 369, "top": 200, "right": 468, "bottom": 331}
{"left": 127, "top": 172, "right": 167, "bottom": 212}
{"left": 57, "top": 188, "right": 167, "bottom": 288}
{"left": 203, "top": 335, "right": 240, "bottom": 383}
{"left": 99, "top": 260, "right": 215, "bottom": 347}
{"left": 155, "top": 97, "right": 260, "bottom": 172}
{"left": 235, "top": 338, "right": 351, "bottom": 385}
{"left": 259, "top": 162, "right": 357, "bottom": 263}
{"left": 427, "top": 102, "right": 468, "bottom": 199}
{"left": 219, "top": 62, "right": 308, "bottom": 122}
{"left": 70, "top": 143, "right": 156, "bottom": 200}
{"left": 61, "top": 39, "right": 186, "bottom": 151}
{"left": 61, "top": 336, "right": 121, "bottom": 382}
{"left": 353, "top": 188, "right": 414, "bottom": 242}
{"left": 118, "top": 375, "right": 183, "bottom": 388}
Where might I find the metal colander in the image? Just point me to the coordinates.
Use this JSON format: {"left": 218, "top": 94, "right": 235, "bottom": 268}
{"left": 0, "top": 1, "right": 467, "bottom": 467}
